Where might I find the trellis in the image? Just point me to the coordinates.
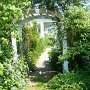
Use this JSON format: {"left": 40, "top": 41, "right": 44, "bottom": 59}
{"left": 12, "top": 6, "right": 69, "bottom": 73}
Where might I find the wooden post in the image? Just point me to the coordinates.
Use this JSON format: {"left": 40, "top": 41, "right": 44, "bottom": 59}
{"left": 40, "top": 22, "right": 45, "bottom": 38}
{"left": 11, "top": 32, "right": 18, "bottom": 61}
{"left": 61, "top": 21, "right": 69, "bottom": 73}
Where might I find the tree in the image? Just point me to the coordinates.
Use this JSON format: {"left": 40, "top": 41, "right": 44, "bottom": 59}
{"left": 61, "top": 6, "right": 90, "bottom": 71}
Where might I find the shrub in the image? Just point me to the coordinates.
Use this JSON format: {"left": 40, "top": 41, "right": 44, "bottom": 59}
{"left": 0, "top": 37, "right": 29, "bottom": 90}
{"left": 49, "top": 48, "right": 62, "bottom": 71}
{"left": 0, "top": 29, "right": 26, "bottom": 89}
{"left": 45, "top": 71, "right": 90, "bottom": 90}
{"left": 0, "top": 57, "right": 29, "bottom": 90}
{"left": 44, "top": 36, "right": 54, "bottom": 46}
{"left": 0, "top": 1, "right": 30, "bottom": 90}
{"left": 57, "top": 6, "right": 90, "bottom": 72}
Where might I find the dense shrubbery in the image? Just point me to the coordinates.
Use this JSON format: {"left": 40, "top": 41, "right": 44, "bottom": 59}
{"left": 49, "top": 6, "right": 90, "bottom": 72}
{"left": 0, "top": 1, "right": 30, "bottom": 89}
{"left": 0, "top": 23, "right": 28, "bottom": 90}
{"left": 44, "top": 36, "right": 54, "bottom": 46}
{"left": 61, "top": 6, "right": 90, "bottom": 71}
{"left": 44, "top": 31, "right": 56, "bottom": 46}
{"left": 45, "top": 71, "right": 90, "bottom": 90}
{"left": 47, "top": 5, "right": 90, "bottom": 90}
{"left": 22, "top": 21, "right": 46, "bottom": 71}
{"left": 49, "top": 48, "right": 62, "bottom": 71}
{"left": 0, "top": 57, "right": 28, "bottom": 90}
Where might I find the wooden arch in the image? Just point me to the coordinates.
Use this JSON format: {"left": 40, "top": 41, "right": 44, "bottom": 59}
{"left": 20, "top": 7, "right": 63, "bottom": 25}
{"left": 19, "top": 7, "right": 69, "bottom": 73}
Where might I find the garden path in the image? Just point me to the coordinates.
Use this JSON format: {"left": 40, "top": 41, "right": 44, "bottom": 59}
{"left": 28, "top": 47, "right": 57, "bottom": 90}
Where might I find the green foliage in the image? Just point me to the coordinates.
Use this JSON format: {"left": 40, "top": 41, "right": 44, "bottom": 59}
{"left": 44, "top": 24, "right": 57, "bottom": 46}
{"left": 0, "top": 1, "right": 31, "bottom": 89}
{"left": 49, "top": 48, "right": 62, "bottom": 71}
{"left": 0, "top": 37, "right": 28, "bottom": 90}
{"left": 45, "top": 71, "right": 90, "bottom": 90}
{"left": 0, "top": 3, "right": 22, "bottom": 30}
{"left": 0, "top": 57, "right": 28, "bottom": 90}
{"left": 57, "top": 6, "right": 90, "bottom": 71}
{"left": 40, "top": 0, "right": 84, "bottom": 11}
{"left": 22, "top": 21, "right": 46, "bottom": 70}
{"left": 0, "top": 34, "right": 28, "bottom": 90}
{"left": 44, "top": 36, "right": 54, "bottom": 46}
{"left": 0, "top": 63, "right": 3, "bottom": 76}
{"left": 46, "top": 4, "right": 90, "bottom": 90}
{"left": 0, "top": 0, "right": 31, "bottom": 15}
{"left": 40, "top": 0, "right": 54, "bottom": 10}
{"left": 0, "top": 38, "right": 13, "bottom": 61}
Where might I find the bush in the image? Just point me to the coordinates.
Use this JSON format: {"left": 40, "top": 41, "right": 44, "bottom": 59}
{"left": 22, "top": 21, "right": 46, "bottom": 71}
{"left": 57, "top": 6, "right": 90, "bottom": 72}
{"left": 0, "top": 57, "right": 29, "bottom": 90}
{"left": 45, "top": 71, "right": 90, "bottom": 90}
{"left": 44, "top": 36, "right": 54, "bottom": 46}
{"left": 49, "top": 48, "right": 62, "bottom": 71}
{"left": 0, "top": 2, "right": 30, "bottom": 90}
{"left": 0, "top": 38, "right": 29, "bottom": 90}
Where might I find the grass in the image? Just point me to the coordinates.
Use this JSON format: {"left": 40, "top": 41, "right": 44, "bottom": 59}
{"left": 34, "top": 83, "right": 45, "bottom": 90}
{"left": 27, "top": 82, "right": 45, "bottom": 90}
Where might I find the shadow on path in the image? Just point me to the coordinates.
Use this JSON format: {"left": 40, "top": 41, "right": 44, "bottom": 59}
{"left": 29, "top": 61, "right": 57, "bottom": 83}
{"left": 28, "top": 48, "right": 57, "bottom": 90}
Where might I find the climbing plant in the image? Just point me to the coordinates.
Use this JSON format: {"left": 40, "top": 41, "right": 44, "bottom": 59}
{"left": 46, "top": 6, "right": 90, "bottom": 88}
{"left": 0, "top": 0, "right": 31, "bottom": 89}
{"left": 58, "top": 6, "right": 90, "bottom": 71}
{"left": 49, "top": 5, "right": 90, "bottom": 71}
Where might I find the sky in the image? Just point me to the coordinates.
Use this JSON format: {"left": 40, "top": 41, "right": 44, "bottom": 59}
{"left": 82, "top": 0, "right": 90, "bottom": 9}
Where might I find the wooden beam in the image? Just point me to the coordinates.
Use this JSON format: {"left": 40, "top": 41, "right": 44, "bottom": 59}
{"left": 29, "top": 8, "right": 62, "bottom": 20}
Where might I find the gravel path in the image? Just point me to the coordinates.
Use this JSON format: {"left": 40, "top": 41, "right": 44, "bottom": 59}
{"left": 28, "top": 47, "right": 56, "bottom": 90}
{"left": 36, "top": 47, "right": 51, "bottom": 68}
